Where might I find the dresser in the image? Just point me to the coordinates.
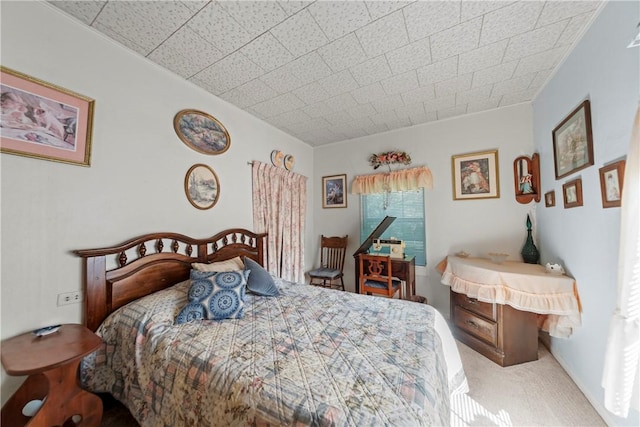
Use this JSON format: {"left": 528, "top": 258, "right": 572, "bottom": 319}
{"left": 440, "top": 256, "right": 581, "bottom": 367}
{"left": 450, "top": 289, "right": 538, "bottom": 366}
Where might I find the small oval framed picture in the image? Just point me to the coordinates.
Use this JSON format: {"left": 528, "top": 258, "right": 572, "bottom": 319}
{"left": 174, "top": 109, "right": 230, "bottom": 155}
{"left": 184, "top": 164, "right": 220, "bottom": 210}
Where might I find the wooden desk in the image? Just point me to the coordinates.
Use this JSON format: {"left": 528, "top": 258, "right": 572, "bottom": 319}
{"left": 1, "top": 324, "right": 103, "bottom": 426}
{"left": 355, "top": 254, "right": 415, "bottom": 299}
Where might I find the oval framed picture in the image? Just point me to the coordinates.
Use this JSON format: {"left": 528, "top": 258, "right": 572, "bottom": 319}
{"left": 184, "top": 164, "right": 220, "bottom": 210}
{"left": 174, "top": 109, "right": 230, "bottom": 155}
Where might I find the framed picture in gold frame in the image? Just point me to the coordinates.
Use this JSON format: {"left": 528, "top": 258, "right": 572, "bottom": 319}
{"left": 174, "top": 109, "right": 230, "bottom": 155}
{"left": 599, "top": 160, "right": 625, "bottom": 208}
{"left": 452, "top": 149, "right": 499, "bottom": 200}
{"left": 0, "top": 66, "right": 94, "bottom": 166}
{"left": 322, "top": 174, "right": 347, "bottom": 208}
{"left": 184, "top": 164, "right": 220, "bottom": 210}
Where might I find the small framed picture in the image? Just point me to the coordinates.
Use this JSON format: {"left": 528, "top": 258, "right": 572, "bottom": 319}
{"left": 562, "top": 178, "right": 583, "bottom": 209}
{"left": 322, "top": 174, "right": 347, "bottom": 208}
{"left": 184, "top": 164, "right": 220, "bottom": 210}
{"left": 599, "top": 160, "right": 625, "bottom": 208}
{"left": 452, "top": 149, "right": 499, "bottom": 200}
{"left": 1, "top": 66, "right": 94, "bottom": 166}
{"left": 544, "top": 191, "right": 556, "bottom": 207}
{"left": 552, "top": 100, "right": 594, "bottom": 179}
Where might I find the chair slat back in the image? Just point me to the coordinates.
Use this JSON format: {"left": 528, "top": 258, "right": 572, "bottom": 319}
{"left": 320, "top": 235, "right": 348, "bottom": 270}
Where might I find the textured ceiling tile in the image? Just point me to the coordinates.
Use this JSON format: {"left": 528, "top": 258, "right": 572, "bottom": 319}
{"left": 317, "top": 33, "right": 369, "bottom": 72}
{"left": 302, "top": 101, "right": 335, "bottom": 118}
{"left": 456, "top": 85, "right": 493, "bottom": 105}
{"left": 423, "top": 95, "right": 456, "bottom": 113}
{"left": 270, "top": 9, "right": 328, "bottom": 57}
{"left": 467, "top": 98, "right": 501, "bottom": 113}
{"left": 437, "top": 105, "right": 468, "bottom": 120}
{"left": 284, "top": 52, "right": 333, "bottom": 86}
{"left": 48, "top": 0, "right": 106, "bottom": 25}
{"left": 537, "top": 1, "right": 600, "bottom": 27}
{"left": 479, "top": 1, "right": 544, "bottom": 46}
{"left": 458, "top": 40, "right": 508, "bottom": 75}
{"left": 193, "top": 52, "right": 264, "bottom": 95}
{"left": 381, "top": 71, "right": 419, "bottom": 95}
{"left": 385, "top": 36, "right": 432, "bottom": 75}
{"left": 503, "top": 21, "right": 567, "bottom": 62}
{"left": 500, "top": 87, "right": 538, "bottom": 106}
{"left": 94, "top": 1, "right": 194, "bottom": 52}
{"left": 308, "top": 1, "right": 371, "bottom": 40}
{"left": 372, "top": 94, "right": 405, "bottom": 113}
{"left": 236, "top": 79, "right": 280, "bottom": 105}
{"left": 277, "top": 0, "right": 312, "bottom": 16}
{"left": 148, "top": 26, "right": 223, "bottom": 78}
{"left": 555, "top": 12, "right": 593, "bottom": 47}
{"left": 293, "top": 82, "right": 332, "bottom": 105}
{"left": 217, "top": 1, "right": 288, "bottom": 38}
{"left": 528, "top": 68, "right": 554, "bottom": 91}
{"left": 431, "top": 17, "right": 482, "bottom": 61}
{"left": 350, "top": 56, "right": 393, "bottom": 86}
{"left": 401, "top": 85, "right": 436, "bottom": 105}
{"left": 188, "top": 2, "right": 252, "bottom": 54}
{"left": 347, "top": 103, "right": 378, "bottom": 118}
{"left": 460, "top": 1, "right": 513, "bottom": 21}
{"left": 435, "top": 74, "right": 473, "bottom": 98}
{"left": 266, "top": 109, "right": 312, "bottom": 128}
{"left": 322, "top": 110, "right": 355, "bottom": 127}
{"left": 326, "top": 93, "right": 359, "bottom": 112}
{"left": 403, "top": 1, "right": 461, "bottom": 41}
{"left": 251, "top": 93, "right": 305, "bottom": 118}
{"left": 395, "top": 102, "right": 429, "bottom": 125}
{"left": 513, "top": 46, "right": 567, "bottom": 76}
{"left": 92, "top": 21, "right": 150, "bottom": 56}
{"left": 365, "top": 0, "right": 413, "bottom": 20}
{"left": 370, "top": 110, "right": 402, "bottom": 128}
{"left": 416, "top": 57, "right": 458, "bottom": 86}
{"left": 218, "top": 87, "right": 254, "bottom": 109}
{"left": 472, "top": 61, "right": 517, "bottom": 88}
{"left": 356, "top": 11, "right": 409, "bottom": 58}
{"left": 260, "top": 67, "right": 305, "bottom": 94}
{"left": 492, "top": 73, "right": 537, "bottom": 97}
{"left": 239, "top": 32, "right": 295, "bottom": 72}
{"left": 351, "top": 83, "right": 387, "bottom": 104}
{"left": 318, "top": 70, "right": 360, "bottom": 98}
{"left": 180, "top": 1, "right": 209, "bottom": 13}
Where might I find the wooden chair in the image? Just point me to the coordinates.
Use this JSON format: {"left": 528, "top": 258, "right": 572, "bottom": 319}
{"left": 359, "top": 254, "right": 403, "bottom": 299}
{"left": 308, "top": 235, "right": 348, "bottom": 291}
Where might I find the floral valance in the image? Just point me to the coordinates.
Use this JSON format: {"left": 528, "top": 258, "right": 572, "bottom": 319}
{"left": 351, "top": 166, "right": 434, "bottom": 195}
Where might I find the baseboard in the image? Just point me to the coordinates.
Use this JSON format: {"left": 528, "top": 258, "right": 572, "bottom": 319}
{"left": 550, "top": 349, "right": 617, "bottom": 427}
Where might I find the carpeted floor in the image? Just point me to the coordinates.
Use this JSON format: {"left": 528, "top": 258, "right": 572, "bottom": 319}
{"left": 100, "top": 341, "right": 606, "bottom": 427}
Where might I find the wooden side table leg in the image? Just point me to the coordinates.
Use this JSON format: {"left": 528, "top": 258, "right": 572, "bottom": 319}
{"left": 1, "top": 374, "right": 48, "bottom": 426}
{"left": 26, "top": 361, "right": 102, "bottom": 427}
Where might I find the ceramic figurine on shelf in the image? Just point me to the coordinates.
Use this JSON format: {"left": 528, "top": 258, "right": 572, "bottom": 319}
{"left": 521, "top": 214, "right": 540, "bottom": 264}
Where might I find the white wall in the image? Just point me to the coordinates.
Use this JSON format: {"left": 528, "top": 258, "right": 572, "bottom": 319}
{"left": 314, "top": 103, "right": 535, "bottom": 313}
{"left": 532, "top": 1, "right": 640, "bottom": 426}
{"left": 0, "top": 1, "right": 314, "bottom": 402}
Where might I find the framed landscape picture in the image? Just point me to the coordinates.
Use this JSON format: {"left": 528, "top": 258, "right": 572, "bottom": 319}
{"left": 452, "top": 149, "right": 499, "bottom": 200}
{"left": 0, "top": 66, "right": 94, "bottom": 166}
{"left": 599, "top": 160, "right": 625, "bottom": 208}
{"left": 174, "top": 109, "right": 230, "bottom": 155}
{"left": 322, "top": 174, "right": 347, "bottom": 208}
{"left": 184, "top": 164, "right": 220, "bottom": 210}
{"left": 552, "top": 100, "right": 594, "bottom": 179}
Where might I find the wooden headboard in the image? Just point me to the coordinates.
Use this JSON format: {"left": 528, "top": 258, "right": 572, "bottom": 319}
{"left": 73, "top": 228, "right": 267, "bottom": 331}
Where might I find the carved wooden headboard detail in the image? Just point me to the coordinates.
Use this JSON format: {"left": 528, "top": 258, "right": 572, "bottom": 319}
{"left": 73, "top": 228, "right": 267, "bottom": 331}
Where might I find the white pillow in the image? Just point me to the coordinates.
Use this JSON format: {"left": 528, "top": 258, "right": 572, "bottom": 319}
{"left": 191, "top": 256, "right": 244, "bottom": 272}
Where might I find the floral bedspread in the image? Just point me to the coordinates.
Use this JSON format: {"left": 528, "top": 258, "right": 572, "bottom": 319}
{"left": 81, "top": 279, "right": 462, "bottom": 426}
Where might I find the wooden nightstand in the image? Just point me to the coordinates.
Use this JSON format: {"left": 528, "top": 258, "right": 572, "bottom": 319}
{"left": 1, "top": 324, "right": 103, "bottom": 426}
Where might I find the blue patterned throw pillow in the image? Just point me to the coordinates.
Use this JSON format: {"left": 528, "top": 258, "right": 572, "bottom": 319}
{"left": 175, "top": 269, "right": 249, "bottom": 324}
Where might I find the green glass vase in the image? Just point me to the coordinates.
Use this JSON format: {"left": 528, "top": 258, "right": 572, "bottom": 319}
{"left": 521, "top": 215, "right": 540, "bottom": 264}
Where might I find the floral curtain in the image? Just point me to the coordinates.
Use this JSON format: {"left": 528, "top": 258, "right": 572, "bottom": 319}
{"left": 251, "top": 161, "right": 307, "bottom": 283}
{"left": 602, "top": 103, "right": 640, "bottom": 417}
{"left": 351, "top": 166, "right": 434, "bottom": 195}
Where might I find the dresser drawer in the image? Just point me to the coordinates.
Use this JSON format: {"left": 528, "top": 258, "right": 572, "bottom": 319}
{"left": 451, "top": 291, "right": 496, "bottom": 320}
{"left": 454, "top": 306, "right": 498, "bottom": 346}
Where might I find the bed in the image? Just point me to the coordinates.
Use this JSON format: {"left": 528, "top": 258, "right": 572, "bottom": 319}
{"left": 74, "top": 228, "right": 467, "bottom": 426}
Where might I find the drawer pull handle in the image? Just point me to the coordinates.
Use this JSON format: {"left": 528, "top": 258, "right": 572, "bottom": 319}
{"left": 465, "top": 319, "right": 480, "bottom": 329}
{"left": 466, "top": 297, "right": 478, "bottom": 304}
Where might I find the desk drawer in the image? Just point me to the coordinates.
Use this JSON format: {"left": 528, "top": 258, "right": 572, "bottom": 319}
{"left": 451, "top": 291, "right": 496, "bottom": 320}
{"left": 454, "top": 306, "right": 498, "bottom": 346}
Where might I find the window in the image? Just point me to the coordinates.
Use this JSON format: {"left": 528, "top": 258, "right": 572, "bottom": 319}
{"left": 360, "top": 189, "right": 426, "bottom": 266}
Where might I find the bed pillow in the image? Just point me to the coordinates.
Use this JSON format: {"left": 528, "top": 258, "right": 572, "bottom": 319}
{"left": 191, "top": 256, "right": 244, "bottom": 272}
{"left": 175, "top": 269, "right": 249, "bottom": 324}
{"left": 243, "top": 256, "right": 280, "bottom": 297}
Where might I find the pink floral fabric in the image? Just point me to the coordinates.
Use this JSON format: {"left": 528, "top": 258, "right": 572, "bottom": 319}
{"left": 252, "top": 161, "right": 307, "bottom": 283}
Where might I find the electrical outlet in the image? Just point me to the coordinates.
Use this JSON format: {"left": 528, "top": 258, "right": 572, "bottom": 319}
{"left": 57, "top": 291, "right": 83, "bottom": 306}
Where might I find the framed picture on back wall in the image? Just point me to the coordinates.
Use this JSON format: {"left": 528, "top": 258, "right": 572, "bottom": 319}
{"left": 452, "top": 149, "right": 500, "bottom": 200}
{"left": 322, "top": 174, "right": 347, "bottom": 208}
